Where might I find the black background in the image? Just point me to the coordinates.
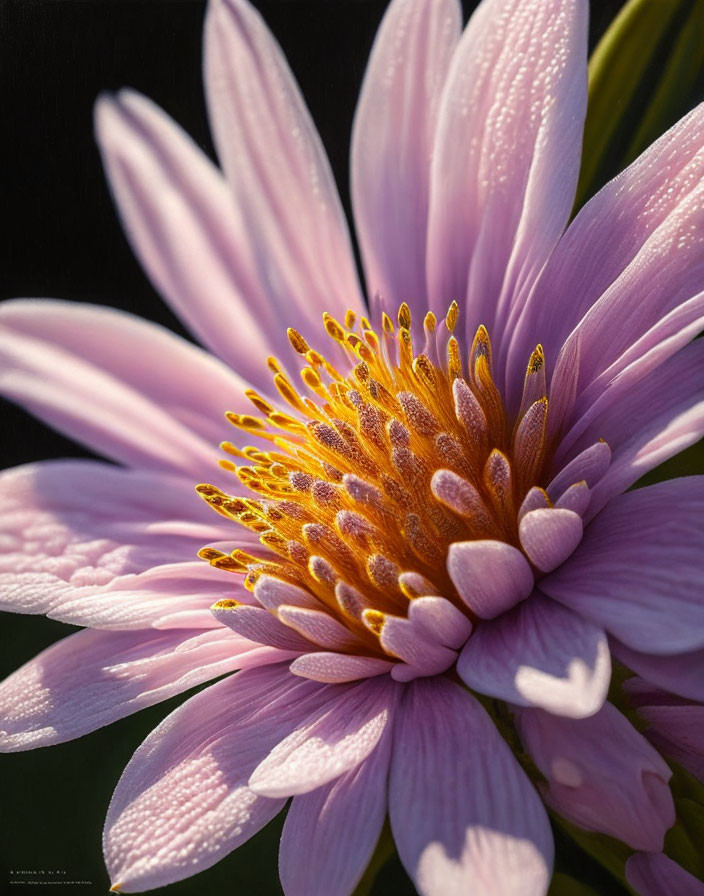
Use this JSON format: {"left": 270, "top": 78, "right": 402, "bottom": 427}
{"left": 0, "top": 1, "right": 677, "bottom": 894}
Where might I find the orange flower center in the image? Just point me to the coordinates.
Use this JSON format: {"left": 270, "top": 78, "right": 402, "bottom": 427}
{"left": 197, "top": 304, "right": 553, "bottom": 654}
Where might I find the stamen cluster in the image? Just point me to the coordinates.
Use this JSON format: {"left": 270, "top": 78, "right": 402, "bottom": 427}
{"left": 198, "top": 305, "right": 553, "bottom": 659}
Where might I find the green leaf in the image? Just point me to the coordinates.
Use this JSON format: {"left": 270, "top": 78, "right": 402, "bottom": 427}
{"left": 548, "top": 871, "right": 602, "bottom": 896}
{"left": 575, "top": 0, "right": 704, "bottom": 212}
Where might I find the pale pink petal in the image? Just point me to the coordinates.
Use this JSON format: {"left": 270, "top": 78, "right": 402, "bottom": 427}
{"left": 249, "top": 676, "right": 398, "bottom": 798}
{"left": 351, "top": 0, "right": 461, "bottom": 319}
{"left": 427, "top": 0, "right": 587, "bottom": 362}
{"left": 390, "top": 677, "right": 553, "bottom": 896}
{"left": 447, "top": 540, "right": 533, "bottom": 618}
{"left": 458, "top": 595, "right": 610, "bottom": 718}
{"left": 279, "top": 725, "right": 392, "bottom": 896}
{"left": 408, "top": 595, "right": 472, "bottom": 649}
{"left": 0, "top": 626, "right": 278, "bottom": 751}
{"left": 94, "top": 89, "right": 287, "bottom": 387}
{"left": 277, "top": 605, "right": 365, "bottom": 651}
{"left": 627, "top": 853, "right": 704, "bottom": 896}
{"left": 289, "top": 653, "right": 394, "bottom": 684}
{"left": 510, "top": 102, "right": 704, "bottom": 411}
{"left": 516, "top": 702, "right": 674, "bottom": 851}
{"left": 254, "top": 574, "right": 320, "bottom": 611}
{"left": 104, "top": 664, "right": 332, "bottom": 892}
{"left": 0, "top": 309, "right": 219, "bottom": 476}
{"left": 0, "top": 460, "right": 244, "bottom": 629}
{"left": 211, "top": 604, "right": 312, "bottom": 652}
{"left": 611, "top": 640, "right": 704, "bottom": 703}
{"left": 203, "top": 0, "right": 363, "bottom": 330}
{"left": 0, "top": 299, "right": 249, "bottom": 448}
{"left": 518, "top": 508, "right": 583, "bottom": 573}
{"left": 541, "top": 479, "right": 704, "bottom": 654}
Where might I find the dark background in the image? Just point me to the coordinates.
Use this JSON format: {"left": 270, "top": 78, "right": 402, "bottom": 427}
{"left": 0, "top": 1, "right": 683, "bottom": 894}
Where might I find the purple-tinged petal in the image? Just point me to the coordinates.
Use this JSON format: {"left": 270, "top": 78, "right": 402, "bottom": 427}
{"left": 427, "top": 0, "right": 587, "bottom": 361}
{"left": 94, "top": 90, "right": 288, "bottom": 388}
{"left": 509, "top": 102, "right": 704, "bottom": 412}
{"left": 289, "top": 653, "right": 394, "bottom": 684}
{"left": 566, "top": 341, "right": 704, "bottom": 518}
{"left": 458, "top": 595, "right": 610, "bottom": 718}
{"left": 0, "top": 299, "right": 249, "bottom": 448}
{"left": 626, "top": 853, "right": 704, "bottom": 896}
{"left": 0, "top": 460, "right": 242, "bottom": 629}
{"left": 211, "top": 604, "right": 312, "bottom": 652}
{"left": 408, "top": 595, "right": 472, "bottom": 649}
{"left": 612, "top": 640, "right": 704, "bottom": 703}
{"left": 447, "top": 540, "right": 533, "bottom": 618}
{"left": 254, "top": 575, "right": 319, "bottom": 612}
{"left": 555, "top": 482, "right": 591, "bottom": 516}
{"left": 390, "top": 677, "right": 553, "bottom": 896}
{"left": 277, "top": 605, "right": 364, "bottom": 651}
{"left": 518, "top": 486, "right": 551, "bottom": 521}
{"left": 624, "top": 685, "right": 704, "bottom": 783}
{"left": 0, "top": 308, "right": 219, "bottom": 476}
{"left": 279, "top": 723, "right": 392, "bottom": 896}
{"left": 541, "top": 479, "right": 704, "bottom": 654}
{"left": 104, "top": 664, "right": 332, "bottom": 892}
{"left": 546, "top": 440, "right": 611, "bottom": 500}
{"left": 203, "top": 0, "right": 363, "bottom": 331}
{"left": 249, "top": 676, "right": 398, "bottom": 798}
{"left": 518, "top": 508, "right": 583, "bottom": 573}
{"left": 351, "top": 0, "right": 461, "bottom": 320}
{"left": 516, "top": 702, "right": 674, "bottom": 851}
{"left": 379, "top": 616, "right": 457, "bottom": 680}
{"left": 0, "top": 627, "right": 279, "bottom": 751}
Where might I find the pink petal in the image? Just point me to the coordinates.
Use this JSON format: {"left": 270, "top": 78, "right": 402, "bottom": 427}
{"left": 104, "top": 664, "right": 332, "bottom": 892}
{"left": 427, "top": 0, "right": 587, "bottom": 363}
{"left": 0, "top": 304, "right": 219, "bottom": 476}
{"left": 447, "top": 540, "right": 533, "bottom": 618}
{"left": 0, "top": 460, "right": 241, "bottom": 629}
{"left": 0, "top": 299, "right": 249, "bottom": 449}
{"left": 380, "top": 615, "right": 457, "bottom": 680}
{"left": 211, "top": 604, "right": 312, "bottom": 652}
{"left": 408, "top": 595, "right": 473, "bottom": 649}
{"left": 254, "top": 575, "right": 320, "bottom": 611}
{"left": 390, "top": 677, "right": 553, "bottom": 896}
{"left": 626, "top": 852, "right": 704, "bottom": 896}
{"left": 249, "top": 676, "right": 398, "bottom": 798}
{"left": 541, "top": 478, "right": 704, "bottom": 654}
{"left": 516, "top": 701, "right": 674, "bottom": 851}
{"left": 94, "top": 89, "right": 288, "bottom": 388}
{"left": 289, "top": 653, "right": 394, "bottom": 684}
{"left": 0, "top": 626, "right": 274, "bottom": 751}
{"left": 351, "top": 0, "right": 461, "bottom": 319}
{"left": 279, "top": 726, "right": 392, "bottom": 896}
{"left": 458, "top": 595, "right": 610, "bottom": 718}
{"left": 518, "top": 508, "right": 583, "bottom": 573}
{"left": 203, "top": 0, "right": 363, "bottom": 331}
{"left": 277, "top": 605, "right": 364, "bottom": 651}
{"left": 510, "top": 102, "right": 704, "bottom": 414}
{"left": 611, "top": 640, "right": 704, "bottom": 703}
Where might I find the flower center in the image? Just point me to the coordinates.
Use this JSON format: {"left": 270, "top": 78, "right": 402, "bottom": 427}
{"left": 197, "top": 304, "right": 555, "bottom": 661}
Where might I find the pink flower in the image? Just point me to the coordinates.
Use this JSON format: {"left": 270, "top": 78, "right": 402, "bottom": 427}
{"left": 1, "top": 0, "right": 703, "bottom": 893}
